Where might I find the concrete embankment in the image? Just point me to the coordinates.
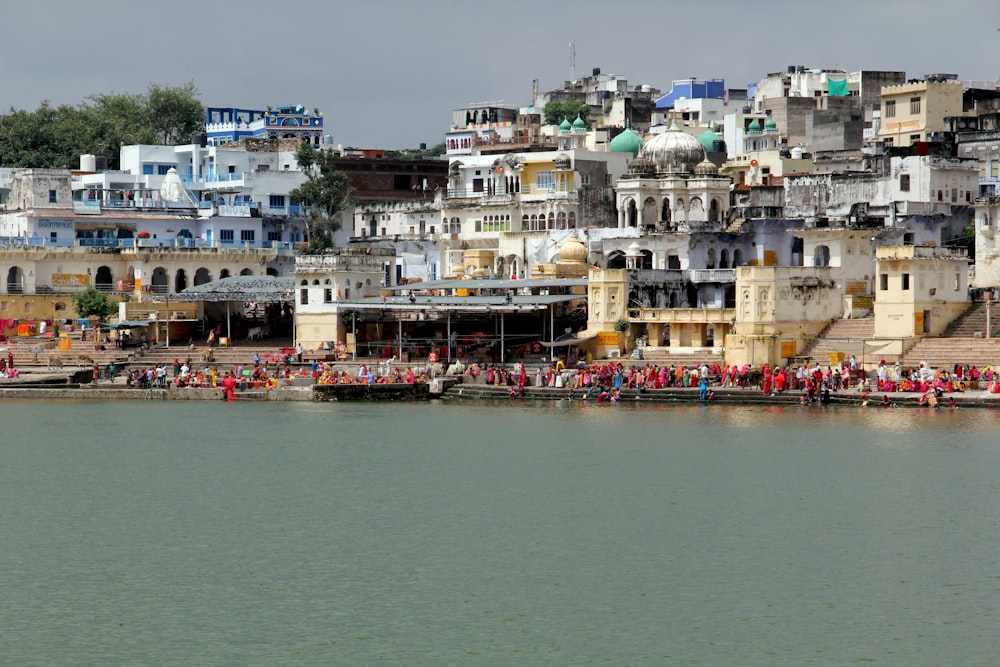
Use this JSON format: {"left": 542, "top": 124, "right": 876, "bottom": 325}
{"left": 440, "top": 382, "right": 1000, "bottom": 408}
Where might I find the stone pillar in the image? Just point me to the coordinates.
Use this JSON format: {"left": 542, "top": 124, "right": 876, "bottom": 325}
{"left": 692, "top": 323, "right": 709, "bottom": 347}
{"left": 618, "top": 207, "right": 625, "bottom": 229}
{"left": 648, "top": 323, "right": 665, "bottom": 347}
{"left": 670, "top": 323, "right": 688, "bottom": 348}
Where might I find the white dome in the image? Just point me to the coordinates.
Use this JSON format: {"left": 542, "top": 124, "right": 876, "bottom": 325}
{"left": 640, "top": 123, "right": 706, "bottom": 174}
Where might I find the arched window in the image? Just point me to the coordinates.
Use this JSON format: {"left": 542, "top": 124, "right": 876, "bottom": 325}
{"left": 568, "top": 211, "right": 576, "bottom": 228}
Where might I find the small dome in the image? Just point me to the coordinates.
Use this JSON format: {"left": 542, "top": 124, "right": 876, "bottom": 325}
{"left": 572, "top": 114, "right": 586, "bottom": 131}
{"left": 747, "top": 118, "right": 762, "bottom": 134}
{"left": 559, "top": 118, "right": 572, "bottom": 134}
{"left": 764, "top": 116, "right": 777, "bottom": 132}
{"left": 626, "top": 156, "right": 656, "bottom": 176}
{"left": 560, "top": 233, "right": 588, "bottom": 263}
{"left": 697, "top": 127, "right": 723, "bottom": 152}
{"left": 609, "top": 128, "right": 643, "bottom": 156}
{"left": 694, "top": 158, "right": 719, "bottom": 175}
{"left": 626, "top": 242, "right": 643, "bottom": 257}
{"left": 640, "top": 121, "right": 706, "bottom": 173}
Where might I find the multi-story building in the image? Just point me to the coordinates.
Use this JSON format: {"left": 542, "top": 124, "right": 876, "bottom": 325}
{"left": 204, "top": 104, "right": 326, "bottom": 147}
{"left": 877, "top": 76, "right": 973, "bottom": 148}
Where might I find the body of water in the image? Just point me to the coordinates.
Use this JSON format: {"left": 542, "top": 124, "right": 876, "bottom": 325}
{"left": 2, "top": 399, "right": 999, "bottom": 665}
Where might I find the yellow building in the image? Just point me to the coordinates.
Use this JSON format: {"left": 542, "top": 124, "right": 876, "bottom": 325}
{"left": 873, "top": 245, "right": 968, "bottom": 340}
{"left": 877, "top": 79, "right": 972, "bottom": 148}
{"left": 723, "top": 265, "right": 839, "bottom": 368}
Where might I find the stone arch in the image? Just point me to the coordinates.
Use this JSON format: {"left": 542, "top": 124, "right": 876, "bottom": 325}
{"left": 640, "top": 197, "right": 657, "bottom": 231}
{"left": 606, "top": 250, "right": 627, "bottom": 269}
{"left": 706, "top": 248, "right": 716, "bottom": 269}
{"left": 661, "top": 198, "right": 672, "bottom": 229}
{"left": 220, "top": 268, "right": 231, "bottom": 279}
{"left": 240, "top": 268, "right": 253, "bottom": 276}
{"left": 94, "top": 265, "right": 114, "bottom": 292}
{"left": 266, "top": 267, "right": 278, "bottom": 277}
{"left": 194, "top": 267, "right": 212, "bottom": 286}
{"left": 626, "top": 198, "right": 638, "bottom": 227}
{"left": 568, "top": 211, "right": 576, "bottom": 228}
{"left": 720, "top": 248, "right": 730, "bottom": 268}
{"left": 709, "top": 198, "right": 721, "bottom": 223}
{"left": 733, "top": 249, "right": 744, "bottom": 267}
{"left": 151, "top": 267, "right": 169, "bottom": 294}
{"left": 174, "top": 268, "right": 188, "bottom": 292}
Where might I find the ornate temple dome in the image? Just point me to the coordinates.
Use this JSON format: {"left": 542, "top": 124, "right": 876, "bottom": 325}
{"left": 626, "top": 155, "right": 657, "bottom": 177}
{"left": 697, "top": 127, "right": 724, "bottom": 153}
{"left": 639, "top": 121, "right": 706, "bottom": 174}
{"left": 609, "top": 126, "right": 644, "bottom": 157}
{"left": 559, "top": 233, "right": 588, "bottom": 263}
{"left": 694, "top": 158, "right": 719, "bottom": 175}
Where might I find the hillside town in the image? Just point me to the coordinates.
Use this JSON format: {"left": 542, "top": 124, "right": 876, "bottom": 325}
{"left": 3, "top": 64, "right": 1000, "bottom": 389}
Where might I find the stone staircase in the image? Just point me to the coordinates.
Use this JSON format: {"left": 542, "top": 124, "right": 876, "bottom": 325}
{"left": 634, "top": 346, "right": 723, "bottom": 368}
{"left": 901, "top": 301, "right": 1000, "bottom": 369}
{"left": 799, "top": 317, "right": 879, "bottom": 365}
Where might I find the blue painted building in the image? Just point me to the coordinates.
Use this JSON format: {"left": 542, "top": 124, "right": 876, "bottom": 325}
{"left": 205, "top": 105, "right": 325, "bottom": 146}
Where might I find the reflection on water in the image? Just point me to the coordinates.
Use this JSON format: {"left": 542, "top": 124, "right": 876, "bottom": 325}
{"left": 1, "top": 399, "right": 999, "bottom": 665}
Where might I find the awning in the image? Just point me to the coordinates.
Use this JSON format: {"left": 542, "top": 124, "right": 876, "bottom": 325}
{"left": 540, "top": 331, "right": 598, "bottom": 348}
{"left": 99, "top": 320, "right": 153, "bottom": 329}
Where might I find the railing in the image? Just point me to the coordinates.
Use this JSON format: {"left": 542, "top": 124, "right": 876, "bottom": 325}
{"left": 260, "top": 204, "right": 302, "bottom": 216}
{"left": 0, "top": 236, "right": 46, "bottom": 247}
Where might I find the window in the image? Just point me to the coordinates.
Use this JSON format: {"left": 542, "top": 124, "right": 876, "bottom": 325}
{"left": 902, "top": 273, "right": 910, "bottom": 290}
{"left": 269, "top": 195, "right": 285, "bottom": 208}
{"left": 899, "top": 174, "right": 910, "bottom": 191}
{"left": 50, "top": 232, "right": 57, "bottom": 243}
{"left": 220, "top": 229, "right": 235, "bottom": 244}
{"left": 143, "top": 165, "right": 154, "bottom": 175}
{"left": 580, "top": 173, "right": 590, "bottom": 186}
{"left": 48, "top": 190, "right": 57, "bottom": 203}
{"left": 951, "top": 188, "right": 957, "bottom": 203}
{"left": 910, "top": 96, "right": 921, "bottom": 114}
{"left": 536, "top": 171, "right": 555, "bottom": 190}
{"left": 472, "top": 178, "right": 484, "bottom": 193}
{"left": 324, "top": 288, "right": 333, "bottom": 303}
{"left": 884, "top": 100, "right": 896, "bottom": 118}
{"left": 267, "top": 231, "right": 281, "bottom": 242}
{"left": 955, "top": 273, "right": 961, "bottom": 291}
{"left": 240, "top": 230, "right": 255, "bottom": 243}
{"left": 157, "top": 165, "right": 171, "bottom": 175}
{"left": 300, "top": 288, "right": 308, "bottom": 305}
{"left": 880, "top": 274, "right": 888, "bottom": 290}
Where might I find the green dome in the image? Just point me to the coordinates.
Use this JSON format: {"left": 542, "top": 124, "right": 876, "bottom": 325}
{"left": 747, "top": 118, "right": 762, "bottom": 134}
{"left": 764, "top": 116, "right": 777, "bottom": 132}
{"left": 609, "top": 128, "right": 643, "bottom": 156}
{"left": 697, "top": 127, "right": 724, "bottom": 152}
{"left": 572, "top": 114, "right": 586, "bottom": 130}
{"left": 559, "top": 118, "right": 572, "bottom": 133}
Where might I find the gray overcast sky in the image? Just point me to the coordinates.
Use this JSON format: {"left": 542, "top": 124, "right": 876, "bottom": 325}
{"left": 2, "top": 0, "right": 998, "bottom": 149}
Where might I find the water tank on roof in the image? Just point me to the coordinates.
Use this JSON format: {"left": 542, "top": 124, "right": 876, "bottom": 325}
{"left": 791, "top": 146, "right": 804, "bottom": 159}
{"left": 323, "top": 134, "right": 334, "bottom": 144}
{"left": 593, "top": 67, "right": 601, "bottom": 76}
{"left": 191, "top": 133, "right": 207, "bottom": 147}
{"left": 94, "top": 156, "right": 108, "bottom": 171}
{"left": 80, "top": 154, "right": 96, "bottom": 171}
{"left": 641, "top": 84, "right": 651, "bottom": 93}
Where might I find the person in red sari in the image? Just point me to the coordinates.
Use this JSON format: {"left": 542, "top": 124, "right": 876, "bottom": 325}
{"left": 761, "top": 363, "right": 773, "bottom": 395}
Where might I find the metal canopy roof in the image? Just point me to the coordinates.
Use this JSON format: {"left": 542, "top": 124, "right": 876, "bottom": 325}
{"left": 384, "top": 277, "right": 587, "bottom": 291}
{"left": 160, "top": 275, "right": 295, "bottom": 302}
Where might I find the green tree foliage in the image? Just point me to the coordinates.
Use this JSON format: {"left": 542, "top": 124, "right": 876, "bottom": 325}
{"left": 0, "top": 83, "right": 203, "bottom": 169}
{"left": 543, "top": 100, "right": 589, "bottom": 126}
{"left": 289, "top": 143, "right": 354, "bottom": 254}
{"left": 72, "top": 287, "right": 117, "bottom": 320}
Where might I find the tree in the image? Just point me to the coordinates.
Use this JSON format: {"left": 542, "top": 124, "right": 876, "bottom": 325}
{"left": 72, "top": 287, "right": 117, "bottom": 320}
{"left": 0, "top": 83, "right": 203, "bottom": 169}
{"left": 543, "top": 100, "right": 589, "bottom": 126}
{"left": 147, "top": 82, "right": 204, "bottom": 145}
{"left": 289, "top": 143, "right": 354, "bottom": 254}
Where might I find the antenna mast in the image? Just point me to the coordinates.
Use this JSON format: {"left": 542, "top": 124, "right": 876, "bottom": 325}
{"left": 570, "top": 40, "right": 576, "bottom": 81}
